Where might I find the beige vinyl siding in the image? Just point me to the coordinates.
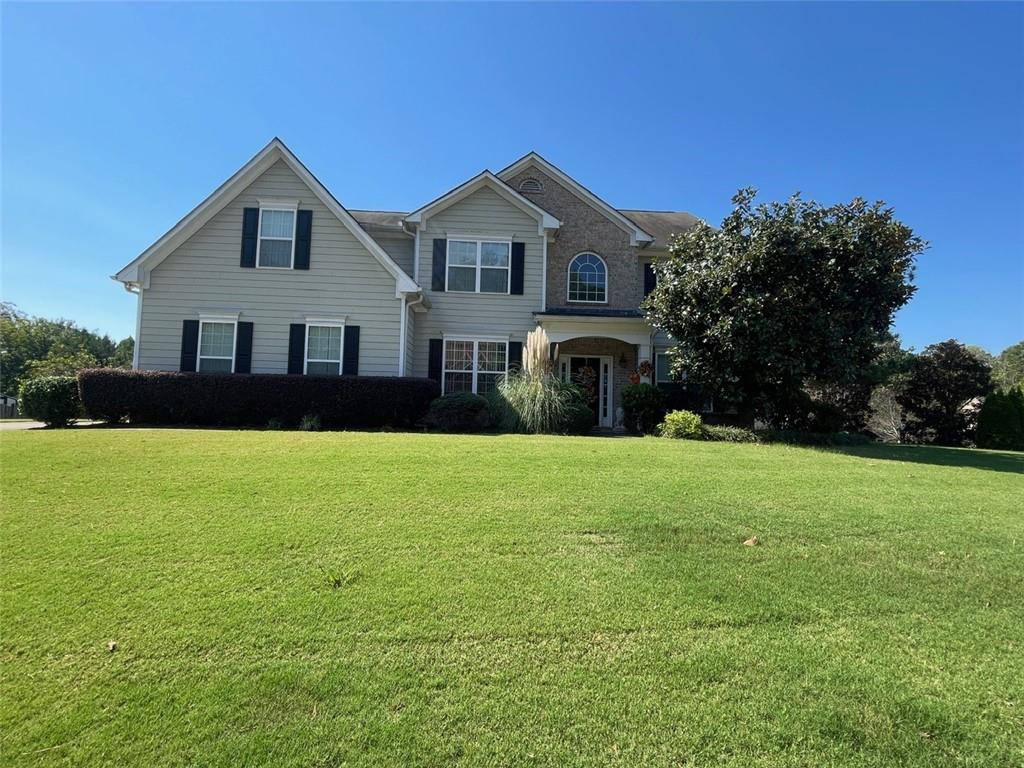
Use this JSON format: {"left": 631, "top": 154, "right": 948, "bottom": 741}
{"left": 404, "top": 306, "right": 416, "bottom": 376}
{"left": 372, "top": 233, "right": 415, "bottom": 277}
{"left": 411, "top": 186, "right": 544, "bottom": 378}
{"left": 138, "top": 160, "right": 402, "bottom": 375}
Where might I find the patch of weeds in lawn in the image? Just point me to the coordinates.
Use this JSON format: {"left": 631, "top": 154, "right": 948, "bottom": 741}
{"left": 317, "top": 560, "right": 360, "bottom": 590}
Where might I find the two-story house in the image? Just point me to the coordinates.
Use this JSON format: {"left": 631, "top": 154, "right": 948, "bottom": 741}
{"left": 114, "top": 139, "right": 697, "bottom": 428}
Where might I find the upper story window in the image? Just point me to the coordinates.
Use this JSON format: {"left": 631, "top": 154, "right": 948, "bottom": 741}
{"left": 306, "top": 324, "right": 343, "bottom": 375}
{"left": 198, "top": 320, "right": 236, "bottom": 373}
{"left": 447, "top": 239, "right": 510, "bottom": 294}
{"left": 257, "top": 208, "right": 297, "bottom": 268}
{"left": 518, "top": 178, "right": 544, "bottom": 194}
{"left": 443, "top": 338, "right": 508, "bottom": 396}
{"left": 567, "top": 252, "right": 607, "bottom": 303}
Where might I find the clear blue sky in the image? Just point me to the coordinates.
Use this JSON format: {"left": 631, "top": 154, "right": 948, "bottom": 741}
{"left": 2, "top": 2, "right": 1022, "bottom": 353}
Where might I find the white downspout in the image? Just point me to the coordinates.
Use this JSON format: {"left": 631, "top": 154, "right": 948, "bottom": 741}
{"left": 398, "top": 294, "right": 408, "bottom": 376}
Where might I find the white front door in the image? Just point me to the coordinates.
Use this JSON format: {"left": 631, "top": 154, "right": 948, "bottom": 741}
{"left": 560, "top": 355, "right": 613, "bottom": 428}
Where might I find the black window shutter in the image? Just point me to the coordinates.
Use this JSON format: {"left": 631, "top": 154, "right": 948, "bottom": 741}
{"left": 432, "top": 239, "right": 447, "bottom": 291}
{"left": 241, "top": 208, "right": 259, "bottom": 268}
{"left": 643, "top": 263, "right": 657, "bottom": 296}
{"left": 510, "top": 242, "right": 525, "bottom": 295}
{"left": 508, "top": 341, "right": 523, "bottom": 373}
{"left": 235, "top": 322, "right": 253, "bottom": 373}
{"left": 287, "top": 324, "right": 306, "bottom": 374}
{"left": 294, "top": 210, "right": 312, "bottom": 270}
{"left": 342, "top": 326, "right": 360, "bottom": 375}
{"left": 180, "top": 320, "right": 199, "bottom": 372}
{"left": 428, "top": 338, "right": 444, "bottom": 383}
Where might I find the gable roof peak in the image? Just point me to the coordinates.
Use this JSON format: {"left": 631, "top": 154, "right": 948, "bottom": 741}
{"left": 496, "top": 152, "right": 654, "bottom": 246}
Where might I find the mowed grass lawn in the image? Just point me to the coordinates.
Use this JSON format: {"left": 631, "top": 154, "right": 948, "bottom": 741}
{"left": 1, "top": 430, "right": 1021, "bottom": 767}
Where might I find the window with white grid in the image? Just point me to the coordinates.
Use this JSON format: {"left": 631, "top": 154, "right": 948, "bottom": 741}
{"left": 446, "top": 239, "right": 510, "bottom": 294}
{"left": 198, "top": 321, "right": 235, "bottom": 373}
{"left": 257, "top": 208, "right": 296, "bottom": 268}
{"left": 443, "top": 339, "right": 508, "bottom": 395}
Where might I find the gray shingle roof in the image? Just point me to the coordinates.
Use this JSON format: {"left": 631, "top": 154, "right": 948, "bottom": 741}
{"left": 618, "top": 210, "right": 699, "bottom": 248}
{"left": 349, "top": 208, "right": 700, "bottom": 247}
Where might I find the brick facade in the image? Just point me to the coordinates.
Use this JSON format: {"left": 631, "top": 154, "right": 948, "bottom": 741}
{"left": 505, "top": 166, "right": 643, "bottom": 311}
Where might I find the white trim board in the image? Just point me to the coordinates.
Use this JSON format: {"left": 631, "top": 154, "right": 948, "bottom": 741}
{"left": 496, "top": 152, "right": 654, "bottom": 246}
{"left": 404, "top": 171, "right": 560, "bottom": 236}
{"left": 113, "top": 138, "right": 419, "bottom": 294}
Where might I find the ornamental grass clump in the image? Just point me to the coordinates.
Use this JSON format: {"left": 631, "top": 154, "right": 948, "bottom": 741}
{"left": 490, "top": 327, "right": 586, "bottom": 434}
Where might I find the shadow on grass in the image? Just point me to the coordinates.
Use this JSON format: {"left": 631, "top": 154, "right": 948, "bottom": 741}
{"left": 832, "top": 443, "right": 1024, "bottom": 475}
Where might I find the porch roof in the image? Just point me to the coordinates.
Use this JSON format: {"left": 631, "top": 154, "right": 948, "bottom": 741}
{"left": 534, "top": 308, "right": 643, "bottom": 318}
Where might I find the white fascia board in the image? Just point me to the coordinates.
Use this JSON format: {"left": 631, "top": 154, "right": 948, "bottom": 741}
{"left": 115, "top": 138, "right": 421, "bottom": 294}
{"left": 404, "top": 171, "right": 560, "bottom": 236}
{"left": 496, "top": 152, "right": 654, "bottom": 244}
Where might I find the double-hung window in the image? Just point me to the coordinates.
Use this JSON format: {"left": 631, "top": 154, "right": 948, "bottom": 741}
{"left": 305, "top": 324, "right": 343, "bottom": 375}
{"left": 198, "top": 320, "right": 236, "bottom": 373}
{"left": 655, "top": 352, "right": 678, "bottom": 384}
{"left": 446, "top": 239, "right": 510, "bottom": 293}
{"left": 257, "top": 207, "right": 297, "bottom": 268}
{"left": 443, "top": 339, "right": 508, "bottom": 395}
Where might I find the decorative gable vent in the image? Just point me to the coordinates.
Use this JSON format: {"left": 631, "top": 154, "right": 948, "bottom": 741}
{"left": 518, "top": 177, "right": 544, "bottom": 194}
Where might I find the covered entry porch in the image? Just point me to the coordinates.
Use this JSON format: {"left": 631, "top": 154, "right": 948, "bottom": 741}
{"left": 536, "top": 313, "right": 655, "bottom": 429}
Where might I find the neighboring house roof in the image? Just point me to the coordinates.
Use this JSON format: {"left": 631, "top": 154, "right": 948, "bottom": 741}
{"left": 496, "top": 152, "right": 655, "bottom": 246}
{"left": 404, "top": 171, "right": 561, "bottom": 234}
{"left": 114, "top": 138, "right": 419, "bottom": 293}
{"left": 618, "top": 210, "right": 700, "bottom": 249}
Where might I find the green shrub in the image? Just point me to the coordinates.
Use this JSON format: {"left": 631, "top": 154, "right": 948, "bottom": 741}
{"left": 19, "top": 376, "right": 80, "bottom": 427}
{"left": 659, "top": 409, "right": 702, "bottom": 439}
{"left": 622, "top": 383, "right": 666, "bottom": 434}
{"left": 564, "top": 402, "right": 595, "bottom": 435}
{"left": 700, "top": 424, "right": 759, "bottom": 443}
{"left": 490, "top": 372, "right": 584, "bottom": 434}
{"left": 976, "top": 387, "right": 1024, "bottom": 451}
{"left": 423, "top": 392, "right": 491, "bottom": 433}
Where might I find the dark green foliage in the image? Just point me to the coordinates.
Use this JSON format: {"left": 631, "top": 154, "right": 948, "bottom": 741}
{"left": 564, "top": 402, "right": 595, "bottom": 435}
{"left": 0, "top": 302, "right": 132, "bottom": 395}
{"left": 76, "top": 369, "right": 439, "bottom": 428}
{"left": 759, "top": 430, "right": 872, "bottom": 447}
{"left": 423, "top": 392, "right": 491, "bottom": 433}
{"left": 644, "top": 189, "right": 922, "bottom": 427}
{"left": 976, "top": 387, "right": 1024, "bottom": 451}
{"left": 896, "top": 340, "right": 994, "bottom": 446}
{"left": 18, "top": 376, "right": 80, "bottom": 427}
{"left": 700, "top": 424, "right": 760, "bottom": 443}
{"left": 621, "top": 383, "right": 666, "bottom": 434}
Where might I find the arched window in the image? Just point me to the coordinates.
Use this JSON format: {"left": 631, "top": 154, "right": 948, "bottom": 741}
{"left": 567, "top": 252, "right": 607, "bottom": 303}
{"left": 518, "top": 177, "right": 544, "bottom": 194}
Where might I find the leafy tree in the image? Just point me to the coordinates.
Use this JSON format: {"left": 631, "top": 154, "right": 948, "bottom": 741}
{"left": 111, "top": 337, "right": 134, "bottom": 368}
{"left": 645, "top": 189, "right": 923, "bottom": 426}
{"left": 975, "top": 386, "right": 1024, "bottom": 451}
{"left": 896, "top": 340, "right": 993, "bottom": 446}
{"left": 992, "top": 341, "right": 1024, "bottom": 390}
{"left": 0, "top": 302, "right": 132, "bottom": 395}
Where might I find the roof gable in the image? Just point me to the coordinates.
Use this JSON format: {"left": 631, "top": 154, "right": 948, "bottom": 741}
{"left": 404, "top": 171, "right": 560, "bottom": 235}
{"left": 114, "top": 138, "right": 418, "bottom": 292}
{"left": 497, "top": 152, "right": 654, "bottom": 246}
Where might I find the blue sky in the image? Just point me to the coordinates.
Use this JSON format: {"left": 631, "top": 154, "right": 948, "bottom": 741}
{"left": 2, "top": 2, "right": 1022, "bottom": 353}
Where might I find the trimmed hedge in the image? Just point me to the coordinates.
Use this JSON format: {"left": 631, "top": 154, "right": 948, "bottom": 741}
{"left": 423, "top": 392, "right": 491, "bottom": 433}
{"left": 19, "top": 376, "right": 81, "bottom": 427}
{"left": 78, "top": 369, "right": 439, "bottom": 429}
{"left": 700, "top": 424, "right": 759, "bottom": 443}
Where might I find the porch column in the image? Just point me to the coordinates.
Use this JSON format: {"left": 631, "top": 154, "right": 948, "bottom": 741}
{"left": 637, "top": 343, "right": 652, "bottom": 384}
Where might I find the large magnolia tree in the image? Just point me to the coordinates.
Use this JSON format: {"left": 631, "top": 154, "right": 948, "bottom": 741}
{"left": 644, "top": 189, "right": 924, "bottom": 426}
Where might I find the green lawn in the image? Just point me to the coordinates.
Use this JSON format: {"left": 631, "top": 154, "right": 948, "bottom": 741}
{"left": 2, "top": 430, "right": 1021, "bottom": 767}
